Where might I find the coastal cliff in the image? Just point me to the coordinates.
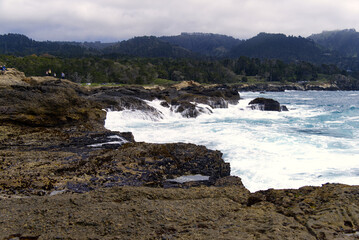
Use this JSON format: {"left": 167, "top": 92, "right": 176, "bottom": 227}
{"left": 1, "top": 69, "right": 359, "bottom": 239}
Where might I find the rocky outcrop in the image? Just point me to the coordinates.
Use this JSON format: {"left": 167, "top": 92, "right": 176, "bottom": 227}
{"left": 2, "top": 69, "right": 359, "bottom": 239}
{"left": 0, "top": 70, "right": 231, "bottom": 195}
{"left": 249, "top": 97, "right": 288, "bottom": 112}
{"left": 0, "top": 122, "right": 230, "bottom": 195}
{"left": 236, "top": 82, "right": 346, "bottom": 92}
{"left": 160, "top": 84, "right": 240, "bottom": 117}
{"left": 236, "top": 79, "right": 359, "bottom": 92}
{"left": 331, "top": 74, "right": 359, "bottom": 90}
{"left": 0, "top": 71, "right": 105, "bottom": 128}
{"left": 87, "top": 83, "right": 240, "bottom": 118}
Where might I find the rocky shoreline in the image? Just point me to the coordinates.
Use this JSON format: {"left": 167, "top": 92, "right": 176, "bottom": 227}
{"left": 1, "top": 69, "right": 359, "bottom": 239}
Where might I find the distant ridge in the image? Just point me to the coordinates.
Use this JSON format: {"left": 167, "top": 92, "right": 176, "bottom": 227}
{"left": 2, "top": 30, "right": 359, "bottom": 71}
{"left": 102, "top": 36, "right": 195, "bottom": 58}
{"left": 159, "top": 33, "right": 242, "bottom": 57}
{"left": 308, "top": 29, "right": 359, "bottom": 57}
{"left": 229, "top": 32, "right": 334, "bottom": 62}
{"left": 0, "top": 33, "right": 96, "bottom": 57}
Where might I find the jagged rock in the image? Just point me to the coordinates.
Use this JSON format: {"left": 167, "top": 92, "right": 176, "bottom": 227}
{"left": 85, "top": 82, "right": 240, "bottom": 118}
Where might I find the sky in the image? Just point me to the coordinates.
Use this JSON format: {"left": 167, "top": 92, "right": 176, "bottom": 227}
{"left": 0, "top": 0, "right": 359, "bottom": 42}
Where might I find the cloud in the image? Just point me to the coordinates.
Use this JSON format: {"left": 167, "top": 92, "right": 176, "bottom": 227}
{"left": 0, "top": 0, "right": 359, "bottom": 41}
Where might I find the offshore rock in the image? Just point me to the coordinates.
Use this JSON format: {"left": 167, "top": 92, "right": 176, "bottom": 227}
{"left": 249, "top": 97, "right": 282, "bottom": 111}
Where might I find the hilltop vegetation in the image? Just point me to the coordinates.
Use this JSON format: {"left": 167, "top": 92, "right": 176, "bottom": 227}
{"left": 0, "top": 54, "right": 346, "bottom": 86}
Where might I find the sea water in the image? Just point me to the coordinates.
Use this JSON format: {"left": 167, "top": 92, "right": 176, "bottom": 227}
{"left": 105, "top": 91, "right": 359, "bottom": 192}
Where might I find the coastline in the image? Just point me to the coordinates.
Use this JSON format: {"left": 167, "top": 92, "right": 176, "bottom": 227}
{"left": 1, "top": 69, "right": 359, "bottom": 239}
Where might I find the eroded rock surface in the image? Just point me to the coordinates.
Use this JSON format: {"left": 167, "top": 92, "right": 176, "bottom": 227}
{"left": 1, "top": 184, "right": 359, "bottom": 239}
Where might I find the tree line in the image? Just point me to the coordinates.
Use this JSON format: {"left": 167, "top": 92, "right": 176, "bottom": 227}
{"left": 0, "top": 54, "right": 348, "bottom": 85}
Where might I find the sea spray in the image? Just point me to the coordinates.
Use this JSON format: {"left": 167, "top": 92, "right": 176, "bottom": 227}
{"left": 105, "top": 91, "right": 359, "bottom": 192}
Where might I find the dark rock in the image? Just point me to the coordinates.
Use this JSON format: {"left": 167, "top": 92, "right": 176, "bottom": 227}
{"left": 160, "top": 101, "right": 170, "bottom": 108}
{"left": 249, "top": 97, "right": 281, "bottom": 111}
{"left": 170, "top": 85, "right": 240, "bottom": 108}
{"left": 85, "top": 82, "right": 240, "bottom": 118}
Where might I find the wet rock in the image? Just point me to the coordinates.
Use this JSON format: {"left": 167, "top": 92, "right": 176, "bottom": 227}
{"left": 168, "top": 84, "right": 240, "bottom": 108}
{"left": 87, "top": 82, "right": 240, "bottom": 118}
{"left": 170, "top": 100, "right": 212, "bottom": 118}
{"left": 248, "top": 97, "right": 282, "bottom": 111}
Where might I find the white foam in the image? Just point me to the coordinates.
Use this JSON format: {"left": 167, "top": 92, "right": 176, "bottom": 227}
{"left": 105, "top": 92, "right": 359, "bottom": 192}
{"left": 166, "top": 174, "right": 210, "bottom": 183}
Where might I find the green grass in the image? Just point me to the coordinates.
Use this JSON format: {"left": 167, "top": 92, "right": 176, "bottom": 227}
{"left": 80, "top": 78, "right": 177, "bottom": 88}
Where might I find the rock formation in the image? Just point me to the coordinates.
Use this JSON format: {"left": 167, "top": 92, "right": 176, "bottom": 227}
{"left": 87, "top": 83, "right": 240, "bottom": 118}
{"left": 1, "top": 69, "right": 359, "bottom": 239}
{"left": 248, "top": 97, "right": 289, "bottom": 112}
{"left": 0, "top": 69, "right": 230, "bottom": 196}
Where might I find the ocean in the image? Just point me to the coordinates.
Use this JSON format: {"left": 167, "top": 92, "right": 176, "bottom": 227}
{"left": 105, "top": 91, "right": 359, "bottom": 192}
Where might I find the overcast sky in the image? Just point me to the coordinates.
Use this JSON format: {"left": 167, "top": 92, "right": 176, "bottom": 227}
{"left": 1, "top": 0, "right": 358, "bottom": 42}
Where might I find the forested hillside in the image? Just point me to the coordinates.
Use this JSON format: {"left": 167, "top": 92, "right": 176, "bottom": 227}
{"left": 159, "top": 32, "right": 242, "bottom": 57}
{"left": 1, "top": 31, "right": 359, "bottom": 87}
{"left": 230, "top": 33, "right": 335, "bottom": 62}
